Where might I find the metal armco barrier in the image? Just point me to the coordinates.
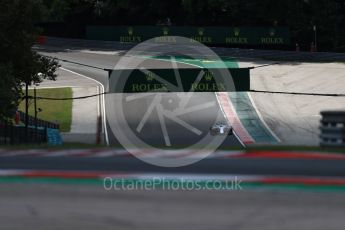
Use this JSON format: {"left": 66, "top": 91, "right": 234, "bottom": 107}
{"left": 0, "top": 123, "right": 47, "bottom": 145}
{"left": 18, "top": 111, "right": 60, "bottom": 130}
{"left": 320, "top": 111, "right": 345, "bottom": 147}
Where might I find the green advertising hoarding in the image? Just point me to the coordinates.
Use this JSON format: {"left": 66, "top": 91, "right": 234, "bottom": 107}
{"left": 109, "top": 68, "right": 250, "bottom": 93}
{"left": 86, "top": 26, "right": 290, "bottom": 46}
{"left": 224, "top": 27, "right": 290, "bottom": 45}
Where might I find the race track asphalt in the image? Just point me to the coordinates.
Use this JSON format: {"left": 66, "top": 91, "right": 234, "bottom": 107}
{"left": 39, "top": 50, "right": 242, "bottom": 148}
{"left": 14, "top": 49, "right": 341, "bottom": 176}
{"left": 1, "top": 44, "right": 343, "bottom": 230}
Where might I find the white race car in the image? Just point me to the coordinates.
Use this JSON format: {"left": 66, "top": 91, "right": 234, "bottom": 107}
{"left": 210, "top": 123, "right": 233, "bottom": 136}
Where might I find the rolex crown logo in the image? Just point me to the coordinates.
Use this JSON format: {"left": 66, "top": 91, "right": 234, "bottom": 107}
{"left": 146, "top": 72, "right": 154, "bottom": 81}
{"left": 234, "top": 27, "right": 240, "bottom": 36}
{"left": 198, "top": 27, "right": 204, "bottom": 36}
{"left": 204, "top": 71, "right": 213, "bottom": 81}
{"left": 128, "top": 27, "right": 134, "bottom": 36}
{"left": 162, "top": 27, "right": 169, "bottom": 36}
{"left": 269, "top": 28, "right": 275, "bottom": 36}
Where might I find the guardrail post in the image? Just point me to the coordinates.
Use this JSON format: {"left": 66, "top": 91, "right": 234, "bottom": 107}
{"left": 320, "top": 111, "right": 345, "bottom": 147}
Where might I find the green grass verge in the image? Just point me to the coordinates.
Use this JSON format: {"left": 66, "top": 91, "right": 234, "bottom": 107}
{"left": 19, "top": 87, "right": 72, "bottom": 132}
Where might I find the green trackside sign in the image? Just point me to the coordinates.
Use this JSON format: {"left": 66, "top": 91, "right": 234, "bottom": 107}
{"left": 86, "top": 26, "right": 290, "bottom": 46}
{"left": 109, "top": 68, "right": 250, "bottom": 93}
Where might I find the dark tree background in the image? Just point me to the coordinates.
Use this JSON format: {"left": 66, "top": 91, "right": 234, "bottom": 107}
{"left": 38, "top": 0, "right": 345, "bottom": 51}
{"left": 0, "top": 0, "right": 59, "bottom": 121}
{"left": 1, "top": 0, "right": 344, "bottom": 120}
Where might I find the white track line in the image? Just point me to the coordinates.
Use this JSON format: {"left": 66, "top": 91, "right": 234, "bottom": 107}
{"left": 59, "top": 67, "right": 109, "bottom": 146}
{"left": 215, "top": 93, "right": 245, "bottom": 147}
{"left": 247, "top": 92, "right": 281, "bottom": 142}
